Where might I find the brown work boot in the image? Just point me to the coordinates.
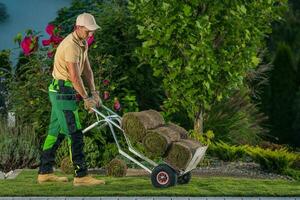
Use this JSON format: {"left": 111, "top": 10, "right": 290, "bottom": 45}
{"left": 37, "top": 173, "right": 68, "bottom": 184}
{"left": 73, "top": 175, "right": 105, "bottom": 186}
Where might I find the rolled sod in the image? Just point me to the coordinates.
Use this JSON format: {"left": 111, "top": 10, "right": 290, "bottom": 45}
{"left": 164, "top": 139, "right": 202, "bottom": 170}
{"left": 143, "top": 126, "right": 181, "bottom": 156}
{"left": 166, "top": 122, "right": 188, "bottom": 139}
{"left": 122, "top": 110, "right": 165, "bottom": 142}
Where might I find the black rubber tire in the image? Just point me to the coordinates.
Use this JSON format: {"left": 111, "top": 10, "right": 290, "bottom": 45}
{"left": 177, "top": 172, "right": 192, "bottom": 184}
{"left": 151, "top": 164, "right": 177, "bottom": 188}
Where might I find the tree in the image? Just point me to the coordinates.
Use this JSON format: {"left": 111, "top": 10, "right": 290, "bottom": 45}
{"left": 129, "top": 0, "right": 287, "bottom": 134}
{"left": 291, "top": 56, "right": 300, "bottom": 147}
{"left": 0, "top": 3, "right": 8, "bottom": 23}
{"left": 269, "top": 43, "right": 297, "bottom": 145}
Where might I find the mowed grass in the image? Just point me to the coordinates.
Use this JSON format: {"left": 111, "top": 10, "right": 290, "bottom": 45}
{"left": 0, "top": 169, "right": 299, "bottom": 197}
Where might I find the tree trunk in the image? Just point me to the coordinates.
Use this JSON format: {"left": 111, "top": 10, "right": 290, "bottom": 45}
{"left": 194, "top": 108, "right": 204, "bottom": 135}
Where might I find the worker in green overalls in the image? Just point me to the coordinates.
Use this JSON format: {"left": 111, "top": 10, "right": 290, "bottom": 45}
{"left": 37, "top": 13, "right": 105, "bottom": 186}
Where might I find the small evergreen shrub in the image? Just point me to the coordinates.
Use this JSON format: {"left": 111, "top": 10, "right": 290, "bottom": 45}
{"left": 60, "top": 156, "right": 73, "bottom": 174}
{"left": 55, "top": 136, "right": 102, "bottom": 168}
{"left": 246, "top": 146, "right": 298, "bottom": 173}
{"left": 208, "top": 141, "right": 247, "bottom": 162}
{"left": 106, "top": 158, "right": 127, "bottom": 177}
{"left": 0, "top": 120, "right": 39, "bottom": 172}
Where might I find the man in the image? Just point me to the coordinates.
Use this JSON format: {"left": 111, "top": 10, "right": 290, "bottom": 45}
{"left": 37, "top": 13, "right": 105, "bottom": 186}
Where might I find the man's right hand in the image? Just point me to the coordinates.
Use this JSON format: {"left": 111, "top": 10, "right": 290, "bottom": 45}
{"left": 83, "top": 97, "right": 96, "bottom": 113}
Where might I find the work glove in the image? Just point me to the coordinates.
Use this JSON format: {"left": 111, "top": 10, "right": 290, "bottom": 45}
{"left": 83, "top": 97, "right": 97, "bottom": 113}
{"left": 91, "top": 91, "right": 102, "bottom": 108}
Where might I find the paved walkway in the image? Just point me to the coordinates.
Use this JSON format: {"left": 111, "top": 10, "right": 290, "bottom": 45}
{"left": 0, "top": 197, "right": 299, "bottom": 200}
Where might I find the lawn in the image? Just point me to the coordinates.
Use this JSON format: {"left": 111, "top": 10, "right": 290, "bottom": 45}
{"left": 0, "top": 170, "right": 299, "bottom": 197}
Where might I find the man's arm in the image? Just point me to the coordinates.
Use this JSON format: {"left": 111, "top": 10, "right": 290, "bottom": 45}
{"left": 82, "top": 57, "right": 96, "bottom": 92}
{"left": 66, "top": 62, "right": 89, "bottom": 99}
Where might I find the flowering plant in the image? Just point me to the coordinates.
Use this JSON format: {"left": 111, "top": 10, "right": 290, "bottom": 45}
{"left": 42, "top": 24, "right": 63, "bottom": 58}
{"left": 14, "top": 29, "right": 39, "bottom": 56}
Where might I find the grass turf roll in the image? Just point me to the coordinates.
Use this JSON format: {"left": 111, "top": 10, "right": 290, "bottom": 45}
{"left": 143, "top": 126, "right": 181, "bottom": 156}
{"left": 164, "top": 139, "right": 202, "bottom": 170}
{"left": 166, "top": 122, "right": 188, "bottom": 139}
{"left": 122, "top": 110, "right": 165, "bottom": 142}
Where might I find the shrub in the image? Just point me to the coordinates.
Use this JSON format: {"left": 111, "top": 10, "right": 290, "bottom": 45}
{"left": 205, "top": 90, "right": 266, "bottom": 145}
{"left": 268, "top": 43, "right": 298, "bottom": 145}
{"left": 55, "top": 136, "right": 102, "bottom": 168}
{"left": 7, "top": 50, "right": 52, "bottom": 144}
{"left": 100, "top": 143, "right": 119, "bottom": 167}
{"left": 208, "top": 141, "right": 247, "bottom": 162}
{"left": 60, "top": 156, "right": 73, "bottom": 174}
{"left": 0, "top": 50, "right": 12, "bottom": 117}
{"left": 246, "top": 146, "right": 298, "bottom": 173}
{"left": 291, "top": 154, "right": 300, "bottom": 170}
{"left": 284, "top": 168, "right": 300, "bottom": 180}
{"left": 106, "top": 158, "right": 127, "bottom": 177}
{"left": 0, "top": 119, "right": 39, "bottom": 172}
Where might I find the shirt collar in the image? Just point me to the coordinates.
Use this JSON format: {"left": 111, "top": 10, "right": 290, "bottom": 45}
{"left": 72, "top": 31, "right": 86, "bottom": 47}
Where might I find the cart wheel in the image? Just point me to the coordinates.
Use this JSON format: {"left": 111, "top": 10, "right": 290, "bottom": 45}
{"left": 178, "top": 172, "right": 191, "bottom": 184}
{"left": 151, "top": 164, "right": 177, "bottom": 188}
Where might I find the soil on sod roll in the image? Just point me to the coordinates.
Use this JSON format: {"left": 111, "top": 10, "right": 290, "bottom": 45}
{"left": 122, "top": 110, "right": 165, "bottom": 142}
{"left": 164, "top": 139, "right": 203, "bottom": 170}
{"left": 143, "top": 126, "right": 181, "bottom": 156}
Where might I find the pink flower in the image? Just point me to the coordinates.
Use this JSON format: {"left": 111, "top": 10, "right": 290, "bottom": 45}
{"left": 21, "top": 36, "right": 38, "bottom": 56}
{"left": 87, "top": 35, "right": 94, "bottom": 47}
{"left": 103, "top": 79, "right": 110, "bottom": 86}
{"left": 42, "top": 39, "right": 51, "bottom": 46}
{"left": 46, "top": 24, "right": 55, "bottom": 36}
{"left": 42, "top": 35, "right": 63, "bottom": 47}
{"left": 114, "top": 98, "right": 121, "bottom": 111}
{"left": 103, "top": 91, "right": 110, "bottom": 100}
{"left": 47, "top": 50, "right": 54, "bottom": 58}
{"left": 50, "top": 35, "right": 63, "bottom": 44}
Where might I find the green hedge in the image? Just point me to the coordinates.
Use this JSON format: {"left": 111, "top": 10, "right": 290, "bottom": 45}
{"left": 208, "top": 141, "right": 299, "bottom": 174}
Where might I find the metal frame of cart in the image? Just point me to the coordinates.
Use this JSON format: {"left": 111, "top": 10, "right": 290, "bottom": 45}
{"left": 83, "top": 105, "right": 208, "bottom": 188}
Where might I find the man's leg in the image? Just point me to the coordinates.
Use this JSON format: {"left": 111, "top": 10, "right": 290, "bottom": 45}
{"left": 38, "top": 104, "right": 68, "bottom": 183}
{"left": 56, "top": 100, "right": 105, "bottom": 186}
{"left": 62, "top": 109, "right": 87, "bottom": 177}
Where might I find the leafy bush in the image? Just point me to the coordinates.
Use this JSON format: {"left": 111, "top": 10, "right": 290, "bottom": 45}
{"left": 208, "top": 141, "right": 247, "bottom": 162}
{"left": 55, "top": 136, "right": 102, "bottom": 168}
{"left": 7, "top": 51, "right": 52, "bottom": 144}
{"left": 209, "top": 141, "right": 299, "bottom": 174}
{"left": 291, "top": 154, "right": 300, "bottom": 170}
{"left": 284, "top": 168, "right": 300, "bottom": 180}
{"left": 246, "top": 146, "right": 298, "bottom": 173}
{"left": 0, "top": 119, "right": 39, "bottom": 172}
{"left": 106, "top": 158, "right": 127, "bottom": 177}
{"left": 100, "top": 143, "right": 119, "bottom": 167}
{"left": 0, "top": 50, "right": 12, "bottom": 117}
{"left": 60, "top": 156, "right": 73, "bottom": 174}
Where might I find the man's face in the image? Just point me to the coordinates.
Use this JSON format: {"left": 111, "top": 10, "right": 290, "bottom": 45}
{"left": 77, "top": 26, "right": 95, "bottom": 40}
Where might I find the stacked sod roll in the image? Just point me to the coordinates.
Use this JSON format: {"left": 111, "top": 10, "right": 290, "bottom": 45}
{"left": 122, "top": 110, "right": 203, "bottom": 171}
